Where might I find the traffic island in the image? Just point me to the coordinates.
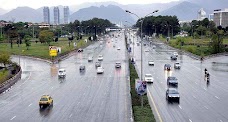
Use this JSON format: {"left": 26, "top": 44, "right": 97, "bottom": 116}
{"left": 129, "top": 60, "right": 156, "bottom": 122}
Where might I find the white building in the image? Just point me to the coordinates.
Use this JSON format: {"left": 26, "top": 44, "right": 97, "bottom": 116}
{"left": 197, "top": 8, "right": 206, "bottom": 20}
{"left": 213, "top": 8, "right": 228, "bottom": 28}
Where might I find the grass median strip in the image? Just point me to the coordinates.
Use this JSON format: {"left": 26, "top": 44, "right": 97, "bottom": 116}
{"left": 129, "top": 61, "right": 156, "bottom": 122}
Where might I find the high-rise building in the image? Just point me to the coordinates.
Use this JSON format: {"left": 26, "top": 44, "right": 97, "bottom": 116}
{"left": 197, "top": 8, "right": 206, "bottom": 20}
{"left": 64, "top": 6, "right": 69, "bottom": 24}
{"left": 54, "top": 7, "right": 60, "bottom": 25}
{"left": 43, "top": 7, "right": 50, "bottom": 24}
{"left": 213, "top": 8, "right": 228, "bottom": 28}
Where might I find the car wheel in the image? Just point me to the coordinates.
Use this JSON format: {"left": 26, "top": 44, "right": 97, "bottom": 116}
{"left": 39, "top": 105, "right": 42, "bottom": 109}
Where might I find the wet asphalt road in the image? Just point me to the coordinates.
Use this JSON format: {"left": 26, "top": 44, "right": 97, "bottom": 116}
{"left": 0, "top": 32, "right": 132, "bottom": 121}
{"left": 130, "top": 35, "right": 228, "bottom": 122}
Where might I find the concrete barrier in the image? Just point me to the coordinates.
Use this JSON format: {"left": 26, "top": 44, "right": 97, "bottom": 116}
{"left": 0, "top": 66, "right": 22, "bottom": 94}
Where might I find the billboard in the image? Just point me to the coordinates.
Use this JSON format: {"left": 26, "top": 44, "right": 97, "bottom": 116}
{"left": 135, "top": 79, "right": 147, "bottom": 96}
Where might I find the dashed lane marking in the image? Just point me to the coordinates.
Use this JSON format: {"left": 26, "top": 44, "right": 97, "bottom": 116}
{"left": 178, "top": 105, "right": 182, "bottom": 109}
{"left": 69, "top": 114, "right": 73, "bottom": 118}
{"left": 215, "top": 96, "right": 220, "bottom": 99}
{"left": 189, "top": 119, "right": 192, "bottom": 122}
{"left": 28, "top": 103, "right": 32, "bottom": 107}
{"left": 10, "top": 116, "right": 16, "bottom": 120}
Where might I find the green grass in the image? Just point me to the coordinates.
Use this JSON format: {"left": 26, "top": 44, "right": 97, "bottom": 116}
{"left": 0, "top": 69, "right": 9, "bottom": 84}
{"left": 129, "top": 61, "right": 156, "bottom": 122}
{"left": 0, "top": 37, "right": 90, "bottom": 60}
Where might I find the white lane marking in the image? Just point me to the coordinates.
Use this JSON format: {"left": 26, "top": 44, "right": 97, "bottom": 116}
{"left": 51, "top": 87, "right": 54, "bottom": 89}
{"left": 28, "top": 103, "right": 32, "bottom": 107}
{"left": 189, "top": 119, "right": 192, "bottom": 122}
{"left": 10, "top": 116, "right": 16, "bottom": 120}
{"left": 69, "top": 114, "right": 73, "bottom": 118}
{"left": 178, "top": 105, "right": 182, "bottom": 109}
{"left": 220, "top": 120, "right": 223, "bottom": 122}
{"left": 204, "top": 88, "right": 207, "bottom": 91}
{"left": 215, "top": 96, "right": 220, "bottom": 99}
{"left": 22, "top": 72, "right": 32, "bottom": 84}
{"left": 204, "top": 106, "right": 209, "bottom": 109}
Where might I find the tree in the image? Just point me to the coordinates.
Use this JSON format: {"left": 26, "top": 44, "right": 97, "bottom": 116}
{"left": 0, "top": 52, "right": 11, "bottom": 67}
{"left": 24, "top": 35, "right": 31, "bottom": 50}
{"left": 210, "top": 30, "right": 224, "bottom": 53}
{"left": 39, "top": 30, "right": 54, "bottom": 46}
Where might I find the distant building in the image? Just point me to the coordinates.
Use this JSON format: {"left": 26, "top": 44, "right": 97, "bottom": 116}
{"left": 197, "top": 8, "right": 206, "bottom": 20}
{"left": 208, "top": 14, "right": 214, "bottom": 21}
{"left": 213, "top": 8, "right": 228, "bottom": 28}
{"left": 54, "top": 7, "right": 60, "bottom": 25}
{"left": 63, "top": 6, "right": 69, "bottom": 24}
{"left": 43, "top": 7, "right": 50, "bottom": 24}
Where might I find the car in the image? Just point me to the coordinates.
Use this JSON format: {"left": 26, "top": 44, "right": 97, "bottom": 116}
{"left": 173, "top": 52, "right": 178, "bottom": 57}
{"left": 145, "top": 49, "right": 149, "bottom": 52}
{"left": 88, "top": 57, "right": 93, "bottom": 62}
{"left": 97, "top": 67, "right": 104, "bottom": 74}
{"left": 174, "top": 62, "right": 181, "bottom": 69}
{"left": 39, "top": 95, "right": 53, "bottom": 108}
{"left": 79, "top": 65, "right": 85, "bottom": 71}
{"left": 166, "top": 88, "right": 180, "bottom": 103}
{"left": 148, "top": 61, "right": 154, "bottom": 66}
{"left": 98, "top": 55, "right": 103, "bottom": 61}
{"left": 152, "top": 45, "right": 156, "bottom": 49}
{"left": 170, "top": 55, "right": 177, "bottom": 60}
{"left": 113, "top": 44, "right": 116, "bottom": 47}
{"left": 144, "top": 74, "right": 154, "bottom": 83}
{"left": 164, "top": 64, "right": 171, "bottom": 70}
{"left": 78, "top": 48, "right": 83, "bottom": 52}
{"left": 58, "top": 69, "right": 66, "bottom": 78}
{"left": 115, "top": 62, "right": 121, "bottom": 68}
{"left": 167, "top": 76, "right": 178, "bottom": 86}
{"left": 95, "top": 62, "right": 101, "bottom": 68}
{"left": 117, "top": 47, "right": 121, "bottom": 50}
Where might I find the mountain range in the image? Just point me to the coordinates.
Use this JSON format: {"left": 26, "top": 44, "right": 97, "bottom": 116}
{"left": 0, "top": 0, "right": 227, "bottom": 23}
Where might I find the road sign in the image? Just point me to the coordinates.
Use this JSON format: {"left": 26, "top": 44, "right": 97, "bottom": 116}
{"left": 135, "top": 79, "right": 147, "bottom": 96}
{"left": 49, "top": 46, "right": 57, "bottom": 56}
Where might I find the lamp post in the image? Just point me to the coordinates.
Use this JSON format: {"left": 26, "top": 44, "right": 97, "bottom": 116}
{"left": 126, "top": 10, "right": 159, "bottom": 107}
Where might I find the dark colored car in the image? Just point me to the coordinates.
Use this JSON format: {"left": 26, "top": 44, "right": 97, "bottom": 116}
{"left": 167, "top": 76, "right": 178, "bottom": 86}
{"left": 79, "top": 65, "right": 85, "bottom": 71}
{"left": 164, "top": 64, "right": 171, "bottom": 70}
{"left": 166, "top": 88, "right": 180, "bottom": 103}
{"left": 95, "top": 62, "right": 101, "bottom": 68}
{"left": 170, "top": 55, "right": 177, "bottom": 60}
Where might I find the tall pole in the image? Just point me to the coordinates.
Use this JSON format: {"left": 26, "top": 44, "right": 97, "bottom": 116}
{"left": 0, "top": 26, "right": 2, "bottom": 38}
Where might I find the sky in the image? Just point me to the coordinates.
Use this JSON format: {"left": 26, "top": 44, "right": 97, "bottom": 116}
{"left": 0, "top": 0, "right": 180, "bottom": 10}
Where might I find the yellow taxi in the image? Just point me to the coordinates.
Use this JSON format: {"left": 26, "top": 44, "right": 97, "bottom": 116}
{"left": 39, "top": 95, "right": 53, "bottom": 108}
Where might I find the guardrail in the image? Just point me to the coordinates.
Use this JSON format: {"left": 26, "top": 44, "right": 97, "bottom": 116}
{"left": 0, "top": 66, "right": 22, "bottom": 94}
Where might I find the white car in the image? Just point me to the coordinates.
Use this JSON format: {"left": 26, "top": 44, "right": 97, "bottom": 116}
{"left": 144, "top": 74, "right": 154, "bottom": 83}
{"left": 88, "top": 56, "right": 93, "bottom": 62}
{"left": 117, "top": 47, "right": 121, "bottom": 50}
{"left": 148, "top": 61, "right": 154, "bottom": 66}
{"left": 174, "top": 62, "right": 181, "bottom": 69}
{"left": 115, "top": 62, "right": 121, "bottom": 68}
{"left": 97, "top": 67, "right": 104, "bottom": 74}
{"left": 98, "top": 55, "right": 103, "bottom": 61}
{"left": 145, "top": 49, "right": 149, "bottom": 52}
{"left": 173, "top": 52, "right": 178, "bottom": 57}
{"left": 58, "top": 69, "right": 66, "bottom": 78}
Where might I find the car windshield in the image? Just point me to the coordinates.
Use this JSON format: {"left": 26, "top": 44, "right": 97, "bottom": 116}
{"left": 59, "top": 71, "right": 63, "bottom": 73}
{"left": 175, "top": 63, "right": 180, "bottom": 65}
{"left": 169, "top": 89, "right": 178, "bottom": 94}
{"left": 40, "top": 97, "right": 48, "bottom": 101}
{"left": 169, "top": 77, "right": 177, "bottom": 80}
{"left": 145, "top": 74, "right": 152, "bottom": 77}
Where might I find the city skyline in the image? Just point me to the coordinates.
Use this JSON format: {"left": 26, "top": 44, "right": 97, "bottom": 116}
{"left": 0, "top": 0, "right": 180, "bottom": 10}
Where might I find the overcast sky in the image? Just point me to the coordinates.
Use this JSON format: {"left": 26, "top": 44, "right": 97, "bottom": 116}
{"left": 0, "top": 0, "right": 180, "bottom": 10}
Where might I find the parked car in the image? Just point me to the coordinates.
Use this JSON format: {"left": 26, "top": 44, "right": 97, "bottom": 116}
{"left": 58, "top": 69, "right": 66, "bottom": 78}
{"left": 174, "top": 62, "right": 181, "bottom": 69}
{"left": 95, "top": 62, "right": 101, "bottom": 68}
{"left": 78, "top": 48, "right": 83, "bottom": 52}
{"left": 115, "top": 62, "right": 121, "bottom": 68}
{"left": 144, "top": 74, "right": 154, "bottom": 83}
{"left": 98, "top": 55, "right": 103, "bottom": 61}
{"left": 148, "top": 61, "right": 154, "bottom": 66}
{"left": 97, "top": 67, "right": 104, "bottom": 74}
{"left": 164, "top": 64, "right": 171, "bottom": 70}
{"left": 39, "top": 95, "right": 53, "bottom": 108}
{"left": 167, "top": 76, "right": 178, "bottom": 86}
{"left": 170, "top": 55, "right": 177, "bottom": 60}
{"left": 117, "top": 47, "right": 121, "bottom": 50}
{"left": 166, "top": 88, "right": 180, "bottom": 103}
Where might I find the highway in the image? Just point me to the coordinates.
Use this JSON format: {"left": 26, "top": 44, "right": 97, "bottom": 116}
{"left": 0, "top": 32, "right": 132, "bottom": 121}
{"left": 130, "top": 34, "right": 228, "bottom": 122}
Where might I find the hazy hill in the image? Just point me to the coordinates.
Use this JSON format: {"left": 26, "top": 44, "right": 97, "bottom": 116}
{"left": 0, "top": 8, "right": 8, "bottom": 15}
{"left": 70, "top": 5, "right": 135, "bottom": 24}
{"left": 0, "top": 7, "right": 42, "bottom": 22}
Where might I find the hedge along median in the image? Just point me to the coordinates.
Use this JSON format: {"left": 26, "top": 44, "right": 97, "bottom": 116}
{"left": 129, "top": 60, "right": 156, "bottom": 122}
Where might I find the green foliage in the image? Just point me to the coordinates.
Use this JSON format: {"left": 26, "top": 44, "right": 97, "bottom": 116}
{"left": 129, "top": 61, "right": 155, "bottom": 122}
{"left": 39, "top": 30, "right": 54, "bottom": 45}
{"left": 24, "top": 35, "right": 31, "bottom": 50}
{"left": 0, "top": 70, "right": 9, "bottom": 84}
{"left": 0, "top": 51, "right": 11, "bottom": 67}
